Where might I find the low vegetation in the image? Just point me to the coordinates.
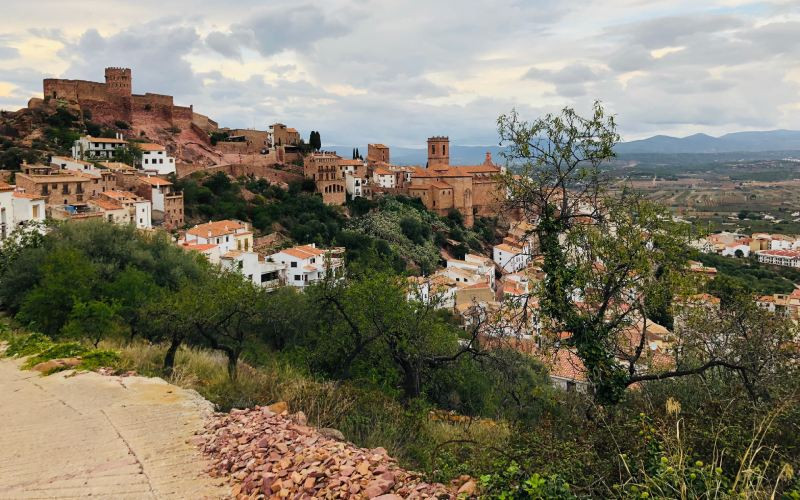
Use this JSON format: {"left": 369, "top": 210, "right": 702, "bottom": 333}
{"left": 176, "top": 171, "right": 498, "bottom": 274}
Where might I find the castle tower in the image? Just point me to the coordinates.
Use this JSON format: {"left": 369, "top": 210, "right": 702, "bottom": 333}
{"left": 427, "top": 136, "right": 449, "bottom": 169}
{"left": 104, "top": 67, "right": 132, "bottom": 97}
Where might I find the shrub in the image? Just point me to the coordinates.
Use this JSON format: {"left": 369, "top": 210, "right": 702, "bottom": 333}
{"left": 78, "top": 349, "right": 121, "bottom": 371}
{"left": 22, "top": 341, "right": 88, "bottom": 369}
{"left": 4, "top": 332, "right": 53, "bottom": 357}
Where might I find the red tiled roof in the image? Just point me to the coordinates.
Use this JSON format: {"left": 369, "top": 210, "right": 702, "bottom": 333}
{"left": 279, "top": 244, "right": 326, "bottom": 259}
{"left": 759, "top": 249, "right": 800, "bottom": 258}
{"left": 138, "top": 143, "right": 166, "bottom": 152}
{"left": 89, "top": 198, "right": 124, "bottom": 210}
{"left": 183, "top": 243, "right": 217, "bottom": 252}
{"left": 187, "top": 220, "right": 245, "bottom": 238}
{"left": 138, "top": 176, "right": 172, "bottom": 186}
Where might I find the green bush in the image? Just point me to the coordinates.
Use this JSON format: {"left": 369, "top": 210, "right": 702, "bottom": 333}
{"left": 4, "top": 332, "right": 53, "bottom": 357}
{"left": 78, "top": 349, "right": 121, "bottom": 371}
{"left": 22, "top": 341, "right": 88, "bottom": 368}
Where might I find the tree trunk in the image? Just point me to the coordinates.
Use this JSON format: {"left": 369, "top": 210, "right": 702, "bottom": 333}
{"left": 163, "top": 336, "right": 182, "bottom": 376}
{"left": 400, "top": 359, "right": 422, "bottom": 399}
{"left": 226, "top": 351, "right": 239, "bottom": 381}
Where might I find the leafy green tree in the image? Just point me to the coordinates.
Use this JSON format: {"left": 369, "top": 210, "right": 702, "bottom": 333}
{"left": 151, "top": 270, "right": 268, "bottom": 379}
{"left": 61, "top": 300, "right": 128, "bottom": 347}
{"left": 103, "top": 267, "right": 161, "bottom": 340}
{"left": 307, "top": 272, "right": 486, "bottom": 399}
{"left": 17, "top": 247, "right": 99, "bottom": 336}
{"left": 498, "top": 103, "right": 710, "bottom": 403}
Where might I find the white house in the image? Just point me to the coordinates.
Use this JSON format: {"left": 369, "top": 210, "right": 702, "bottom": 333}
{"left": 721, "top": 241, "right": 750, "bottom": 258}
{"left": 99, "top": 190, "right": 152, "bottom": 229}
{"left": 756, "top": 249, "right": 800, "bottom": 268}
{"left": 0, "top": 182, "right": 13, "bottom": 241}
{"left": 138, "top": 176, "right": 173, "bottom": 212}
{"left": 345, "top": 173, "right": 369, "bottom": 198}
{"left": 269, "top": 244, "right": 344, "bottom": 289}
{"left": 184, "top": 220, "right": 254, "bottom": 255}
{"left": 220, "top": 250, "right": 285, "bottom": 290}
{"left": 770, "top": 235, "right": 795, "bottom": 251}
{"left": 11, "top": 192, "right": 46, "bottom": 229}
{"left": 446, "top": 254, "right": 495, "bottom": 290}
{"left": 0, "top": 183, "right": 46, "bottom": 242}
{"left": 181, "top": 242, "right": 222, "bottom": 264}
{"left": 407, "top": 275, "right": 459, "bottom": 310}
{"left": 72, "top": 134, "right": 128, "bottom": 160}
{"left": 373, "top": 167, "right": 396, "bottom": 189}
{"left": 138, "top": 143, "right": 176, "bottom": 175}
{"left": 493, "top": 242, "right": 531, "bottom": 273}
{"left": 51, "top": 156, "right": 105, "bottom": 176}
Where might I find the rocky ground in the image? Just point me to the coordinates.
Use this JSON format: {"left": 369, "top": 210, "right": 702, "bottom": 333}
{"left": 196, "top": 403, "right": 476, "bottom": 499}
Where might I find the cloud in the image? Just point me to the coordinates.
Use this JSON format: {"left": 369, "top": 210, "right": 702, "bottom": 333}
{"left": 57, "top": 21, "right": 202, "bottom": 97}
{"left": 1, "top": 0, "right": 800, "bottom": 144}
{"left": 218, "top": 4, "right": 353, "bottom": 57}
{"left": 524, "top": 64, "right": 608, "bottom": 97}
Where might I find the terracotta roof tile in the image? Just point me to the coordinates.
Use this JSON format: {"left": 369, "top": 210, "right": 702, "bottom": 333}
{"left": 187, "top": 220, "right": 246, "bottom": 238}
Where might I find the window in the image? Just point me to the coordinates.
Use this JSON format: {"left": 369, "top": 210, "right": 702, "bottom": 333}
{"left": 291, "top": 262, "right": 297, "bottom": 268}
{"left": 431, "top": 144, "right": 436, "bottom": 154}
{"left": 294, "top": 274, "right": 301, "bottom": 281}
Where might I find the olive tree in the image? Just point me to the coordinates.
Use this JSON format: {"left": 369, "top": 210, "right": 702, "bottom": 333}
{"left": 496, "top": 102, "right": 780, "bottom": 403}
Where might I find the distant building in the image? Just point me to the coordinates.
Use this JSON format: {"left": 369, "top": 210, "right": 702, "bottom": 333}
{"left": 268, "top": 244, "right": 344, "bottom": 289}
{"left": 184, "top": 220, "right": 253, "bottom": 255}
{"left": 71, "top": 134, "right": 128, "bottom": 160}
{"left": 138, "top": 143, "right": 176, "bottom": 175}
{"left": 367, "top": 143, "right": 390, "bottom": 164}
{"left": 303, "top": 152, "right": 347, "bottom": 205}
{"left": 756, "top": 249, "right": 800, "bottom": 268}
{"left": 135, "top": 176, "right": 184, "bottom": 229}
{"left": 97, "top": 190, "right": 152, "bottom": 229}
{"left": 372, "top": 167, "right": 396, "bottom": 189}
{"left": 220, "top": 250, "right": 284, "bottom": 290}
{"left": 268, "top": 123, "right": 300, "bottom": 147}
{"left": 407, "top": 137, "right": 503, "bottom": 227}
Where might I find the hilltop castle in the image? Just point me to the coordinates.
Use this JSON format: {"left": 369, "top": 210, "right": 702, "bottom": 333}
{"left": 39, "top": 67, "right": 217, "bottom": 132}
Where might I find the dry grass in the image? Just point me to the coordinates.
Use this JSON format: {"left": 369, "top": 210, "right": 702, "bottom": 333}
{"left": 112, "top": 341, "right": 511, "bottom": 476}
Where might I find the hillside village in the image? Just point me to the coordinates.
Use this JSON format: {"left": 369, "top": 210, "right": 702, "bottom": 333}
{"left": 2, "top": 63, "right": 800, "bottom": 499}
{"left": 2, "top": 65, "right": 799, "bottom": 396}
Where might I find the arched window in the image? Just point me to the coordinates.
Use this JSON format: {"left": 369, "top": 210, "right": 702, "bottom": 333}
{"left": 431, "top": 145, "right": 436, "bottom": 154}
{"left": 443, "top": 145, "right": 446, "bottom": 155}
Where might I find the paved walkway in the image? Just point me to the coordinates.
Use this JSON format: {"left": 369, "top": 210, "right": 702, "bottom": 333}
{"left": 0, "top": 357, "right": 228, "bottom": 499}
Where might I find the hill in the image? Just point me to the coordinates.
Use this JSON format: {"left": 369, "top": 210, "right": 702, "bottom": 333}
{"left": 616, "top": 129, "right": 800, "bottom": 154}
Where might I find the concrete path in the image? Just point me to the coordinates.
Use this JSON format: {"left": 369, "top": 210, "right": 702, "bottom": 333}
{"left": 0, "top": 357, "right": 228, "bottom": 499}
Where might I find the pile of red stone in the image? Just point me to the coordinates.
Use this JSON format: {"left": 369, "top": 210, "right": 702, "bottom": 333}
{"left": 195, "top": 402, "right": 476, "bottom": 499}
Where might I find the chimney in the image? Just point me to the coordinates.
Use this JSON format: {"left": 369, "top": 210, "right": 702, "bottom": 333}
{"left": 484, "top": 152, "right": 492, "bottom": 165}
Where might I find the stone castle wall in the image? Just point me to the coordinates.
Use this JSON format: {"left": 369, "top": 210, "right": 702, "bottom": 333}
{"left": 42, "top": 69, "right": 208, "bottom": 131}
{"left": 43, "top": 79, "right": 110, "bottom": 103}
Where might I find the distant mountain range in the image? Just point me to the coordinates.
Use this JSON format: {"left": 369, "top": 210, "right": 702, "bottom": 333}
{"left": 615, "top": 130, "right": 800, "bottom": 155}
{"left": 329, "top": 130, "right": 800, "bottom": 166}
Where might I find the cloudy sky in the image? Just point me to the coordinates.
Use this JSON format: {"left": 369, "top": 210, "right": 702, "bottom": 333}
{"left": 1, "top": 0, "right": 799, "bottom": 147}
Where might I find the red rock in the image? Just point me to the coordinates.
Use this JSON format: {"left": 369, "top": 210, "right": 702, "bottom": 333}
{"left": 458, "top": 479, "right": 477, "bottom": 496}
{"left": 268, "top": 401, "right": 288, "bottom": 414}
